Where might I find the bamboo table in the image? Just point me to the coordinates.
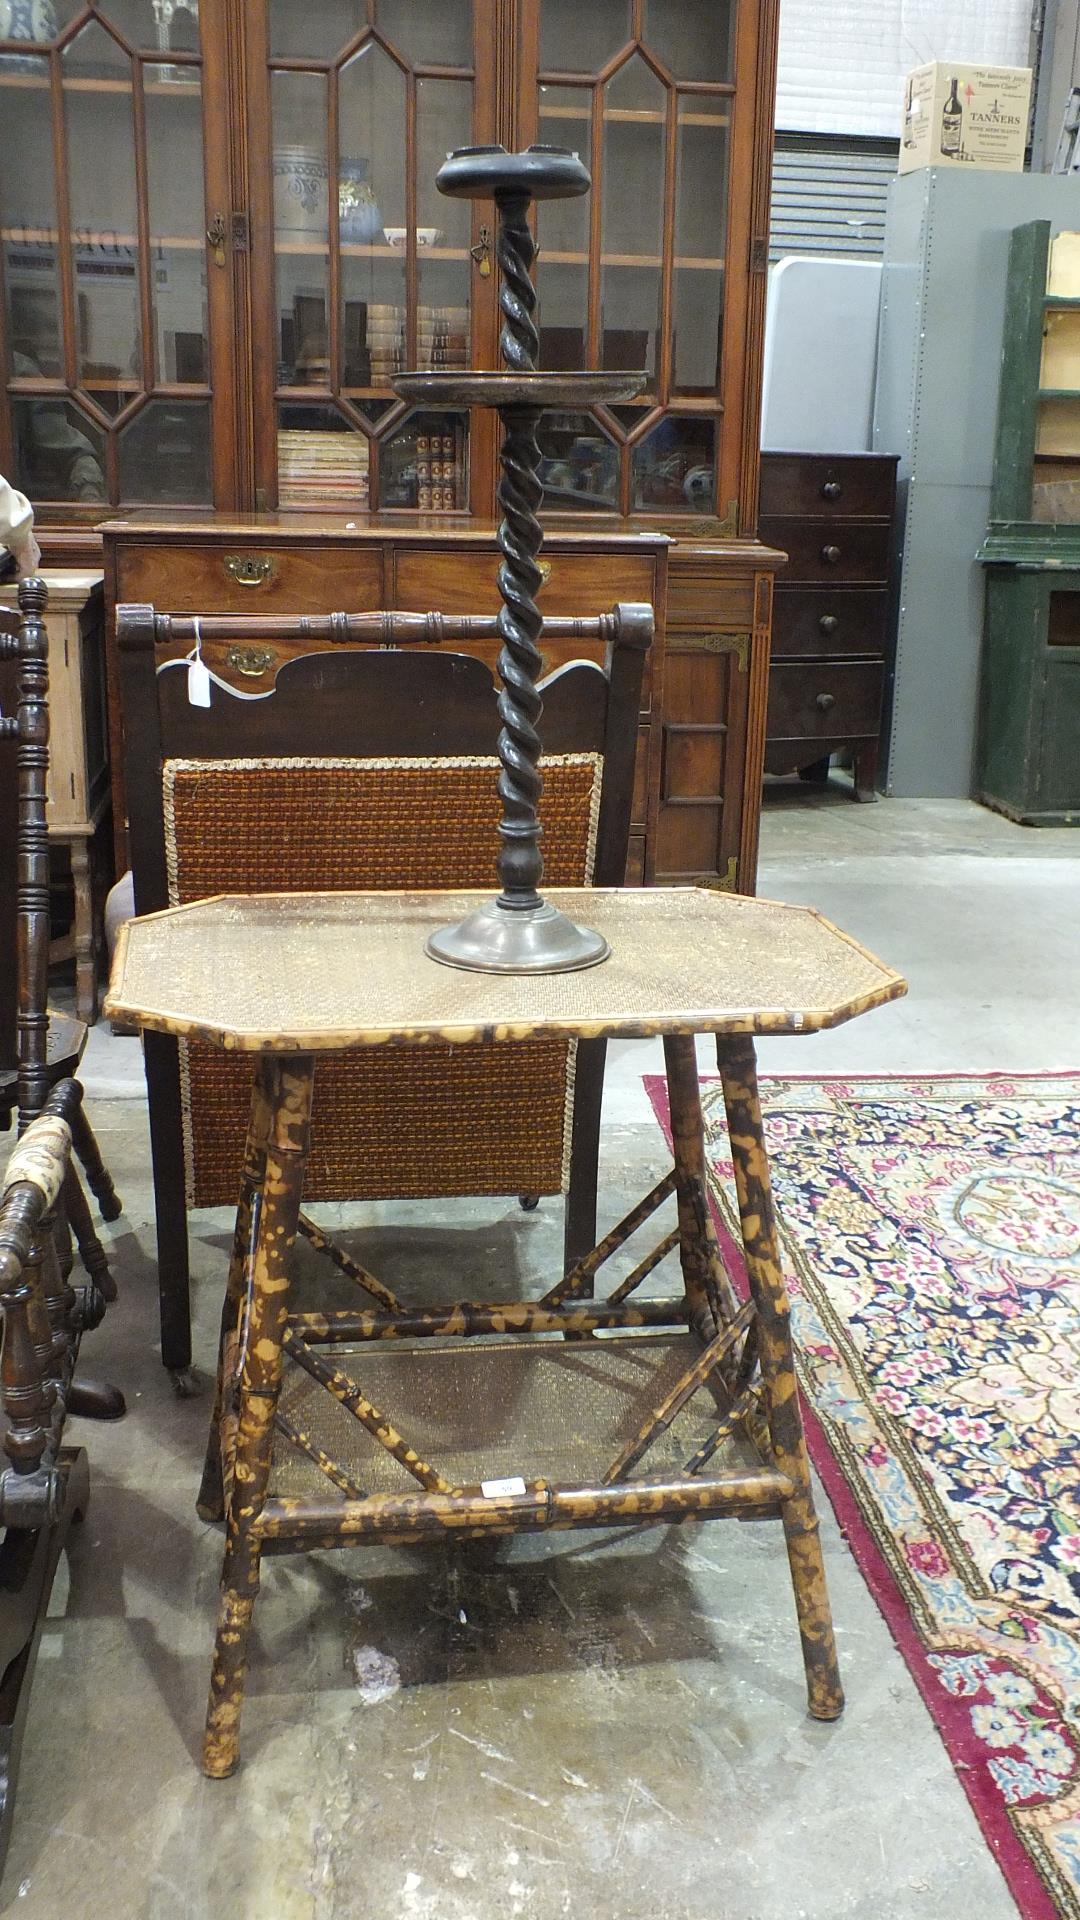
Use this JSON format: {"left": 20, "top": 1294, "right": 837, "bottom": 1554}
{"left": 105, "top": 886, "right": 905, "bottom": 1777}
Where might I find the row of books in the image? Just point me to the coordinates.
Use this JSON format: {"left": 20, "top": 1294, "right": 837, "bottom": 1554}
{"left": 367, "top": 302, "right": 468, "bottom": 384}
{"left": 277, "top": 429, "right": 369, "bottom": 508}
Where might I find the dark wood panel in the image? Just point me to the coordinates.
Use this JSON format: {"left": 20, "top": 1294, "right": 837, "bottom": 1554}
{"left": 767, "top": 660, "right": 883, "bottom": 742}
{"left": 758, "top": 518, "right": 891, "bottom": 585}
{"left": 771, "top": 587, "right": 889, "bottom": 659}
{"left": 760, "top": 453, "right": 898, "bottom": 519}
{"left": 666, "top": 568, "right": 756, "bottom": 630}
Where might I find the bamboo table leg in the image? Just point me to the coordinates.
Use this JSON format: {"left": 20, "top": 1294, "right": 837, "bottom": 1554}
{"left": 715, "top": 1033, "right": 844, "bottom": 1722}
{"left": 197, "top": 1058, "right": 276, "bottom": 1524}
{"left": 203, "top": 1054, "right": 315, "bottom": 1779}
{"left": 663, "top": 1035, "right": 741, "bottom": 1343}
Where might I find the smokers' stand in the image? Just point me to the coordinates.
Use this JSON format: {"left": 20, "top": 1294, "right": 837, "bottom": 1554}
{"left": 104, "top": 146, "right": 908, "bottom": 1779}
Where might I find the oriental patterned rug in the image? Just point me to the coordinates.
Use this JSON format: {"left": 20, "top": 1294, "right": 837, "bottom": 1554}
{"left": 644, "top": 1071, "right": 1080, "bottom": 1920}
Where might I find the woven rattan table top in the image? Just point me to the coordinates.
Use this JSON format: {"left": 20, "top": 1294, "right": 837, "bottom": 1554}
{"left": 104, "top": 888, "right": 905, "bottom": 1051}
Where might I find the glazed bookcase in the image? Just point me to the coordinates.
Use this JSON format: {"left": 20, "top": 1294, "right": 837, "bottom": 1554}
{"left": 0, "top": 0, "right": 777, "bottom": 537}
{"left": 3, "top": 0, "right": 783, "bottom": 893}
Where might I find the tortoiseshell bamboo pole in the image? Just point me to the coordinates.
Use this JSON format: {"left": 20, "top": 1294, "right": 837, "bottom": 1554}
{"left": 663, "top": 1034, "right": 742, "bottom": 1341}
{"left": 716, "top": 1033, "right": 844, "bottom": 1722}
{"left": 253, "top": 1465, "right": 794, "bottom": 1548}
{"left": 290, "top": 1295, "right": 686, "bottom": 1344}
{"left": 296, "top": 1213, "right": 404, "bottom": 1316}
{"left": 197, "top": 1058, "right": 275, "bottom": 1524}
{"left": 203, "top": 1056, "right": 314, "bottom": 1779}
{"left": 539, "top": 1169, "right": 678, "bottom": 1309}
{"left": 605, "top": 1227, "right": 682, "bottom": 1306}
{"left": 282, "top": 1333, "right": 460, "bottom": 1496}
{"left": 601, "top": 1298, "right": 756, "bottom": 1486}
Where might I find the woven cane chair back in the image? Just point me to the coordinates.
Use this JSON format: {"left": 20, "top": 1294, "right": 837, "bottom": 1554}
{"left": 117, "top": 629, "right": 647, "bottom": 1210}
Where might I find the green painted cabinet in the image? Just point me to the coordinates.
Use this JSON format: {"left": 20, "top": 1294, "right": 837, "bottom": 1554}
{"left": 978, "top": 220, "right": 1080, "bottom": 825}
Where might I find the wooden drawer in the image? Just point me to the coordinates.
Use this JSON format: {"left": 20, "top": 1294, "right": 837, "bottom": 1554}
{"left": 116, "top": 542, "right": 385, "bottom": 613}
{"left": 767, "top": 660, "right": 883, "bottom": 742}
{"left": 392, "top": 546, "right": 657, "bottom": 616}
{"left": 758, "top": 518, "right": 891, "bottom": 585}
{"left": 666, "top": 566, "right": 755, "bottom": 630}
{"left": 771, "top": 587, "right": 889, "bottom": 660}
{"left": 760, "top": 454, "right": 896, "bottom": 519}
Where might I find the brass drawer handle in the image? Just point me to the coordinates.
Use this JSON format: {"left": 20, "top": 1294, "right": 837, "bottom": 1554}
{"left": 224, "top": 554, "right": 275, "bottom": 588}
{"left": 815, "top": 691, "right": 836, "bottom": 712}
{"left": 818, "top": 613, "right": 839, "bottom": 635}
{"left": 225, "top": 645, "right": 275, "bottom": 679}
{"left": 538, "top": 560, "right": 552, "bottom": 586}
{"left": 821, "top": 544, "right": 842, "bottom": 565}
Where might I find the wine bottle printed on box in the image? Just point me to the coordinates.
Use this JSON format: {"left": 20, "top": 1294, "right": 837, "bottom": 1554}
{"left": 940, "top": 77, "right": 963, "bottom": 158}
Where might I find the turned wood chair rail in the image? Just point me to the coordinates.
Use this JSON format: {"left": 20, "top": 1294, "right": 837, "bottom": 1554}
{"left": 117, "top": 603, "right": 655, "bottom": 653}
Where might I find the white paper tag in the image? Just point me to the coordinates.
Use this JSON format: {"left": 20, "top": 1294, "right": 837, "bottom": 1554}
{"left": 187, "top": 657, "right": 211, "bottom": 707}
{"left": 481, "top": 1477, "right": 527, "bottom": 1500}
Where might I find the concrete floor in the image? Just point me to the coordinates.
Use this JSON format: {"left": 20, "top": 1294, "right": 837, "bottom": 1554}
{"left": 5, "top": 789, "right": 1078, "bottom": 1919}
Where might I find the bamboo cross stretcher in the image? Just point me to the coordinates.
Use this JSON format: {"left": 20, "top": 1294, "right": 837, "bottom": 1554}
{"left": 104, "top": 884, "right": 906, "bottom": 1778}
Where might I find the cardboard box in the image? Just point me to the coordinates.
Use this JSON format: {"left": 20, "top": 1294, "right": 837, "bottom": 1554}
{"left": 899, "top": 62, "right": 1031, "bottom": 173}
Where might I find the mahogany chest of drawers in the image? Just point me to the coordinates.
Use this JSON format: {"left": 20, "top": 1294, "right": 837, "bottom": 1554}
{"left": 759, "top": 452, "right": 898, "bottom": 801}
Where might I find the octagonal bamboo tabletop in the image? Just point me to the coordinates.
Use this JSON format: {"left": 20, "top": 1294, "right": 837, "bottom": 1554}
{"left": 104, "top": 888, "right": 906, "bottom": 1052}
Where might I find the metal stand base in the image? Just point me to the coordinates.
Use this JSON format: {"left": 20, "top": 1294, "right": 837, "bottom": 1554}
{"left": 425, "top": 899, "right": 610, "bottom": 974}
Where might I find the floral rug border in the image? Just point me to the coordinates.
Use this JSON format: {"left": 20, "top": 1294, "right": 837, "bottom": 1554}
{"left": 644, "top": 1069, "right": 1080, "bottom": 1920}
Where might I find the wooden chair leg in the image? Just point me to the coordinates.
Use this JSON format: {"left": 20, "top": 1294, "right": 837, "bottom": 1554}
{"left": 197, "top": 1058, "right": 276, "bottom": 1524}
{"left": 70, "top": 1103, "right": 121, "bottom": 1223}
{"left": 203, "top": 1055, "right": 314, "bottom": 1780}
{"left": 143, "top": 1031, "right": 193, "bottom": 1375}
{"left": 715, "top": 1033, "right": 844, "bottom": 1721}
{"left": 562, "top": 1036, "right": 605, "bottom": 1279}
{"left": 61, "top": 1166, "right": 115, "bottom": 1307}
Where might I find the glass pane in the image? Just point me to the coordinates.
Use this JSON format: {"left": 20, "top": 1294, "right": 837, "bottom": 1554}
{"left": 338, "top": 42, "right": 406, "bottom": 390}
{"left": 0, "top": 3, "right": 67, "bottom": 44}
{"left": 118, "top": 395, "right": 210, "bottom": 501}
{"left": 339, "top": 40, "right": 405, "bottom": 233}
{"left": 417, "top": 258, "right": 469, "bottom": 373}
{"left": 273, "top": 70, "right": 329, "bottom": 384}
{"left": 538, "top": 263, "right": 587, "bottom": 370}
{"left": 417, "top": 78, "right": 471, "bottom": 249}
{"left": 268, "top": 0, "right": 357, "bottom": 59}
{"left": 539, "top": 0, "right": 631, "bottom": 75}
{"left": 277, "top": 402, "right": 370, "bottom": 508}
{"left": 145, "top": 66, "right": 207, "bottom": 381}
{"left": 645, "top": 0, "right": 736, "bottom": 82}
{"left": 0, "top": 53, "right": 61, "bottom": 375}
{"left": 631, "top": 415, "right": 714, "bottom": 513}
{"left": 377, "top": 0, "right": 471, "bottom": 68}
{"left": 341, "top": 259, "right": 404, "bottom": 390}
{"left": 673, "top": 99, "right": 728, "bottom": 392}
{"left": 65, "top": 23, "right": 142, "bottom": 386}
{"left": 96, "top": 2, "right": 201, "bottom": 52}
{"left": 601, "top": 57, "right": 664, "bottom": 385}
{"left": 381, "top": 410, "right": 467, "bottom": 510}
{"left": 11, "top": 394, "right": 107, "bottom": 502}
{"left": 538, "top": 411, "right": 618, "bottom": 510}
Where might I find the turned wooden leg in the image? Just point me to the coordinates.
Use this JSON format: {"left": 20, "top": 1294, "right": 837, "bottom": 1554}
{"left": 70, "top": 1104, "right": 121, "bottom": 1223}
{"left": 62, "top": 1167, "right": 115, "bottom": 1306}
{"left": 197, "top": 1058, "right": 276, "bottom": 1524}
{"left": 69, "top": 840, "right": 95, "bottom": 1026}
{"left": 716, "top": 1033, "right": 844, "bottom": 1722}
{"left": 663, "top": 1035, "right": 740, "bottom": 1340}
{"left": 203, "top": 1055, "right": 314, "bottom": 1780}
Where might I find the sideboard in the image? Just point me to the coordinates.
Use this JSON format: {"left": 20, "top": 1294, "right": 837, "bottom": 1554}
{"left": 103, "top": 516, "right": 782, "bottom": 893}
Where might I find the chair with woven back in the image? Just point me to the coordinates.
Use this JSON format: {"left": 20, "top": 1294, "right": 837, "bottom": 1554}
{"left": 115, "top": 601, "right": 652, "bottom": 1385}
{"left": 0, "top": 581, "right": 124, "bottom": 1376}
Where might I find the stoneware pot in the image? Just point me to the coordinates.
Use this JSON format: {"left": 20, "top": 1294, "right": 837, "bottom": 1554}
{"left": 338, "top": 159, "right": 381, "bottom": 244}
{"left": 273, "top": 144, "right": 329, "bottom": 236}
